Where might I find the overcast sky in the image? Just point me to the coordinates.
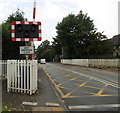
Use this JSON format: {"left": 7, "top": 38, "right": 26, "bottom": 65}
{"left": 0, "top": 0, "right": 119, "bottom": 48}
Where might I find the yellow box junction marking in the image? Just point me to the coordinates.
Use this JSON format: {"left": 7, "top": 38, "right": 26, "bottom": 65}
{"left": 62, "top": 79, "right": 92, "bottom": 98}
{"left": 54, "top": 65, "right": 119, "bottom": 89}
{"left": 64, "top": 74, "right": 71, "bottom": 77}
{"left": 43, "top": 66, "right": 115, "bottom": 98}
{"left": 70, "top": 77, "right": 77, "bottom": 81}
{"left": 56, "top": 84, "right": 67, "bottom": 89}
{"left": 94, "top": 83, "right": 111, "bottom": 96}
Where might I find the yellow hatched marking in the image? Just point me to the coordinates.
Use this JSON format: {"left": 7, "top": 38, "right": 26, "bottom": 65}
{"left": 65, "top": 96, "right": 80, "bottom": 98}
{"left": 73, "top": 72, "right": 78, "bottom": 74}
{"left": 56, "top": 84, "right": 62, "bottom": 87}
{"left": 59, "top": 85, "right": 67, "bottom": 89}
{"left": 62, "top": 94, "right": 117, "bottom": 98}
{"left": 44, "top": 66, "right": 114, "bottom": 99}
{"left": 64, "top": 74, "right": 71, "bottom": 77}
{"left": 79, "top": 82, "right": 87, "bottom": 87}
{"left": 62, "top": 79, "right": 92, "bottom": 98}
{"left": 94, "top": 83, "right": 109, "bottom": 96}
{"left": 44, "top": 70, "right": 65, "bottom": 97}
{"left": 54, "top": 82, "right": 65, "bottom": 97}
{"left": 51, "top": 76, "right": 113, "bottom": 98}
{"left": 56, "top": 83, "right": 67, "bottom": 89}
{"left": 70, "top": 77, "right": 77, "bottom": 81}
{"left": 97, "top": 94, "right": 113, "bottom": 96}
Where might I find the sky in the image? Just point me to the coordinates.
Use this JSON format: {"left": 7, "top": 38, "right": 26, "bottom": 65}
{"left": 0, "top": 0, "right": 119, "bottom": 48}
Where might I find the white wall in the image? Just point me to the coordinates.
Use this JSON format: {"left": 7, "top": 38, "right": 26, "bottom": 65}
{"left": 61, "top": 59, "right": 119, "bottom": 68}
{"left": 88, "top": 59, "right": 119, "bottom": 67}
{"left": 62, "top": 59, "right": 89, "bottom": 67}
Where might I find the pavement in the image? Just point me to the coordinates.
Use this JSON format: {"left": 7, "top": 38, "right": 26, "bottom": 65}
{"left": 2, "top": 65, "right": 68, "bottom": 112}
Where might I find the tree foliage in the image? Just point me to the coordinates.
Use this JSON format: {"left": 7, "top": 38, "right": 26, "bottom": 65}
{"left": 36, "top": 40, "right": 54, "bottom": 62}
{"left": 2, "top": 9, "right": 26, "bottom": 60}
{"left": 53, "top": 10, "right": 112, "bottom": 59}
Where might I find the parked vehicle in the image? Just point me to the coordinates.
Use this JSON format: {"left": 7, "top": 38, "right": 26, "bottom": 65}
{"left": 40, "top": 59, "right": 46, "bottom": 64}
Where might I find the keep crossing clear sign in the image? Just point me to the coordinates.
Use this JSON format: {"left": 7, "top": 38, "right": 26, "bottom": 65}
{"left": 20, "top": 46, "right": 34, "bottom": 54}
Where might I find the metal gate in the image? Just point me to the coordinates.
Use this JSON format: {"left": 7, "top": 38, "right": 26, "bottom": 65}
{"left": 7, "top": 60, "right": 38, "bottom": 95}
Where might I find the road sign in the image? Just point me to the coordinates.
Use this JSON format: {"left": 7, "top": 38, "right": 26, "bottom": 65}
{"left": 20, "top": 46, "right": 34, "bottom": 54}
{"left": 11, "top": 21, "right": 42, "bottom": 41}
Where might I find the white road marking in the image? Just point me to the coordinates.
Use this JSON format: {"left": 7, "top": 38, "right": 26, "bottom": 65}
{"left": 69, "top": 104, "right": 120, "bottom": 109}
{"left": 22, "top": 101, "right": 37, "bottom": 106}
{"left": 46, "top": 102, "right": 60, "bottom": 107}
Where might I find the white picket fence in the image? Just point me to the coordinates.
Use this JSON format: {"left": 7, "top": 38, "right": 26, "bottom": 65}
{"left": 7, "top": 60, "right": 38, "bottom": 95}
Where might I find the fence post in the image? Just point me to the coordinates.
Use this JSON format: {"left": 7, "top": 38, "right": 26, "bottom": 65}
{"left": 30, "top": 60, "right": 32, "bottom": 95}
{"left": 35, "top": 60, "right": 37, "bottom": 92}
{"left": 26, "top": 60, "right": 29, "bottom": 94}
{"left": 7, "top": 60, "right": 10, "bottom": 92}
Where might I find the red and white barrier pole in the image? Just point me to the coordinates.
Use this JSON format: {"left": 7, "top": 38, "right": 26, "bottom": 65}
{"left": 33, "top": 0, "right": 36, "bottom": 21}
{"left": 30, "top": 0, "right": 36, "bottom": 60}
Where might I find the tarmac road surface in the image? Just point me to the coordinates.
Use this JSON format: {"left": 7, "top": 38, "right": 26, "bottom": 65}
{"left": 40, "top": 62, "right": 119, "bottom": 112}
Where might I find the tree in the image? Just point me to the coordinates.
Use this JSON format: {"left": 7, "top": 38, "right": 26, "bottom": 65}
{"left": 52, "top": 37, "right": 62, "bottom": 61}
{"left": 36, "top": 40, "right": 54, "bottom": 61}
{"left": 55, "top": 14, "right": 76, "bottom": 58}
{"left": 53, "top": 10, "right": 111, "bottom": 59}
{"left": 42, "top": 49, "right": 54, "bottom": 62}
{"left": 2, "top": 9, "right": 26, "bottom": 60}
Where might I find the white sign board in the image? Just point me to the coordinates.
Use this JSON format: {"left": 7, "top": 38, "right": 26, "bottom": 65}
{"left": 20, "top": 46, "right": 34, "bottom": 54}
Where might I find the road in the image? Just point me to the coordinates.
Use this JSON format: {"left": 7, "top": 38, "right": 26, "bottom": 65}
{"left": 39, "top": 63, "right": 119, "bottom": 111}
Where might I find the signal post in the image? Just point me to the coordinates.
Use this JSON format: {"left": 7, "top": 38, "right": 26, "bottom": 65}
{"left": 11, "top": 0, "right": 42, "bottom": 60}
{"left": 10, "top": 0, "right": 41, "bottom": 95}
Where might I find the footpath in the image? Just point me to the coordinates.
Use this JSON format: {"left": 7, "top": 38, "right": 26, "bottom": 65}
{"left": 2, "top": 65, "right": 68, "bottom": 113}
